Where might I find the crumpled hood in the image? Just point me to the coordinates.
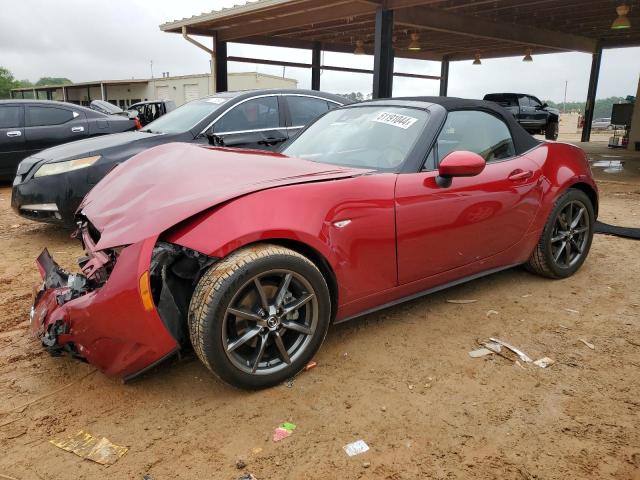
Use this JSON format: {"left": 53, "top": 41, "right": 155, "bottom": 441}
{"left": 80, "top": 142, "right": 371, "bottom": 250}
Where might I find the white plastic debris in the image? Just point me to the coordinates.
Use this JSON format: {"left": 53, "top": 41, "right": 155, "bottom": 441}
{"left": 579, "top": 339, "right": 595, "bottom": 350}
{"left": 343, "top": 440, "right": 370, "bottom": 457}
{"left": 486, "top": 310, "right": 499, "bottom": 317}
{"left": 469, "top": 348, "right": 494, "bottom": 358}
{"left": 533, "top": 357, "right": 555, "bottom": 368}
{"left": 447, "top": 299, "right": 477, "bottom": 304}
{"left": 565, "top": 308, "right": 579, "bottom": 314}
{"left": 488, "top": 337, "right": 532, "bottom": 363}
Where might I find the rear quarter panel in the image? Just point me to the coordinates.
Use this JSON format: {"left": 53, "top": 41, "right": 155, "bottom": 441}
{"left": 524, "top": 142, "right": 598, "bottom": 234}
{"left": 165, "top": 174, "right": 398, "bottom": 310}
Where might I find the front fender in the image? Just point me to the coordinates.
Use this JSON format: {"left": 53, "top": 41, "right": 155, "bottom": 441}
{"left": 163, "top": 175, "right": 399, "bottom": 309}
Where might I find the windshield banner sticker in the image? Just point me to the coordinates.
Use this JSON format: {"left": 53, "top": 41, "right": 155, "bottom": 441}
{"left": 372, "top": 111, "right": 418, "bottom": 129}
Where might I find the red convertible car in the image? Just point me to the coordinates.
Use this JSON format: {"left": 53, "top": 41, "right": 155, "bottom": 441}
{"left": 31, "top": 97, "right": 597, "bottom": 389}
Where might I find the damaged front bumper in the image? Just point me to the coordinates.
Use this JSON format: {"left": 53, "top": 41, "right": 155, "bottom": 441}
{"left": 30, "top": 228, "right": 201, "bottom": 380}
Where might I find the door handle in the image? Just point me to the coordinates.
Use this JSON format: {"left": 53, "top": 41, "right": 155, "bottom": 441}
{"left": 508, "top": 169, "right": 533, "bottom": 181}
{"left": 258, "top": 137, "right": 286, "bottom": 146}
{"left": 6, "top": 130, "right": 22, "bottom": 137}
{"left": 71, "top": 126, "right": 85, "bottom": 133}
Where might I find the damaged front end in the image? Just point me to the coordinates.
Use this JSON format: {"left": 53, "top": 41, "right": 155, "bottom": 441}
{"left": 31, "top": 221, "right": 216, "bottom": 380}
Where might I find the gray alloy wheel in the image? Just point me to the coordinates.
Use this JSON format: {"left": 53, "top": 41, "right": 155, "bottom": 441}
{"left": 188, "top": 244, "right": 331, "bottom": 389}
{"left": 545, "top": 121, "right": 559, "bottom": 140}
{"left": 222, "top": 269, "right": 319, "bottom": 376}
{"left": 526, "top": 188, "right": 594, "bottom": 279}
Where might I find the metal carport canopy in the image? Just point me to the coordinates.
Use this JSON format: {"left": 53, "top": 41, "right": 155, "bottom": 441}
{"left": 160, "top": 0, "right": 640, "bottom": 140}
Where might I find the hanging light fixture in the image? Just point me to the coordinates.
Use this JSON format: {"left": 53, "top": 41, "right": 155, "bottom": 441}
{"left": 354, "top": 39, "right": 365, "bottom": 55}
{"left": 408, "top": 32, "right": 421, "bottom": 51}
{"left": 472, "top": 53, "right": 482, "bottom": 65}
{"left": 523, "top": 48, "right": 533, "bottom": 62}
{"left": 611, "top": 4, "right": 631, "bottom": 29}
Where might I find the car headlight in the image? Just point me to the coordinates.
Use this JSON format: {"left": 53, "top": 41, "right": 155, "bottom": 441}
{"left": 34, "top": 155, "right": 101, "bottom": 178}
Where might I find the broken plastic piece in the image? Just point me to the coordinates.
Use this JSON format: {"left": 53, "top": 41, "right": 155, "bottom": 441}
{"left": 468, "top": 348, "right": 494, "bottom": 358}
{"left": 565, "top": 308, "right": 579, "bottom": 314}
{"left": 50, "top": 430, "right": 127, "bottom": 465}
{"left": 533, "top": 357, "right": 555, "bottom": 368}
{"left": 579, "top": 339, "right": 595, "bottom": 350}
{"left": 488, "top": 337, "right": 532, "bottom": 363}
{"left": 343, "top": 439, "right": 370, "bottom": 457}
{"left": 305, "top": 361, "right": 317, "bottom": 371}
{"left": 486, "top": 310, "right": 499, "bottom": 317}
{"left": 273, "top": 422, "right": 296, "bottom": 442}
{"left": 446, "top": 299, "right": 477, "bottom": 304}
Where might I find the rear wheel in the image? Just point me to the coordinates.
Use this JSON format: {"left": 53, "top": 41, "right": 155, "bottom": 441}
{"left": 188, "top": 244, "right": 331, "bottom": 389}
{"left": 545, "top": 120, "right": 559, "bottom": 140}
{"left": 526, "top": 189, "right": 594, "bottom": 279}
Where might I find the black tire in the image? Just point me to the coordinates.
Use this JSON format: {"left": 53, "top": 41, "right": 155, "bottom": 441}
{"left": 526, "top": 189, "right": 594, "bottom": 279}
{"left": 188, "top": 244, "right": 331, "bottom": 389}
{"left": 545, "top": 120, "right": 559, "bottom": 140}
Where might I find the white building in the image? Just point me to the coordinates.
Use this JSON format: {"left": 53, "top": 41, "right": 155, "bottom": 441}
{"left": 11, "top": 72, "right": 298, "bottom": 108}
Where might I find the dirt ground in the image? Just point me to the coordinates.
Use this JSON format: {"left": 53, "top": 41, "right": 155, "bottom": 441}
{"left": 1, "top": 144, "right": 639, "bottom": 480}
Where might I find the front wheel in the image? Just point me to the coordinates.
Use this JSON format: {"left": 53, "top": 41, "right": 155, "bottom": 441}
{"left": 526, "top": 189, "right": 594, "bottom": 279}
{"left": 188, "top": 244, "right": 331, "bottom": 389}
{"left": 545, "top": 120, "right": 559, "bottom": 140}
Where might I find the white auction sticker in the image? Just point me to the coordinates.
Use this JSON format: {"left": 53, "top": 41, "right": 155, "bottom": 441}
{"left": 205, "top": 97, "right": 227, "bottom": 104}
{"left": 372, "top": 111, "right": 418, "bottom": 129}
{"left": 343, "top": 439, "right": 370, "bottom": 457}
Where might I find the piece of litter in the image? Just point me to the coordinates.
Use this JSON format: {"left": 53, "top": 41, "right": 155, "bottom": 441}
{"left": 50, "top": 430, "right": 127, "bottom": 465}
{"left": 559, "top": 324, "right": 570, "bottom": 329}
{"left": 481, "top": 341, "right": 502, "bottom": 353}
{"left": 486, "top": 310, "right": 499, "bottom": 317}
{"left": 408, "top": 384, "right": 414, "bottom": 390}
{"left": 579, "top": 339, "right": 595, "bottom": 350}
{"left": 272, "top": 428, "right": 291, "bottom": 442}
{"left": 284, "top": 379, "right": 294, "bottom": 388}
{"left": 305, "top": 361, "right": 317, "bottom": 371}
{"left": 468, "top": 348, "right": 494, "bottom": 358}
{"left": 343, "top": 439, "right": 370, "bottom": 457}
{"left": 521, "top": 294, "right": 533, "bottom": 298}
{"left": 363, "top": 461, "right": 371, "bottom": 468}
{"left": 236, "top": 459, "right": 247, "bottom": 469}
{"left": 564, "top": 308, "right": 579, "bottom": 314}
{"left": 514, "top": 360, "right": 526, "bottom": 370}
{"left": 237, "top": 475, "right": 257, "bottom": 480}
{"left": 273, "top": 422, "right": 296, "bottom": 442}
{"left": 280, "top": 422, "right": 296, "bottom": 432}
{"left": 447, "top": 299, "right": 477, "bottom": 304}
{"left": 488, "top": 337, "right": 532, "bottom": 363}
{"left": 533, "top": 357, "right": 555, "bottom": 368}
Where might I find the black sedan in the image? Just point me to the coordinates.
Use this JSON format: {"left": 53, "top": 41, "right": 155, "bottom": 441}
{"left": 12, "top": 89, "right": 347, "bottom": 225}
{"left": 0, "top": 100, "right": 136, "bottom": 181}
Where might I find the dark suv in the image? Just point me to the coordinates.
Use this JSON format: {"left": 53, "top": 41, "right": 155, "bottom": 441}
{"left": 483, "top": 93, "right": 559, "bottom": 140}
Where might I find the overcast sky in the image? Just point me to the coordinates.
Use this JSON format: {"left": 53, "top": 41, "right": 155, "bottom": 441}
{"left": 2, "top": 0, "right": 639, "bottom": 103}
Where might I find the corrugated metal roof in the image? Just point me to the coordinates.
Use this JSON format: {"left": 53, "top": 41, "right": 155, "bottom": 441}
{"left": 160, "top": 0, "right": 294, "bottom": 32}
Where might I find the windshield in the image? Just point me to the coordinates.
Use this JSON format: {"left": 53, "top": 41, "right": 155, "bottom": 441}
{"left": 142, "top": 98, "right": 228, "bottom": 134}
{"left": 282, "top": 106, "right": 429, "bottom": 171}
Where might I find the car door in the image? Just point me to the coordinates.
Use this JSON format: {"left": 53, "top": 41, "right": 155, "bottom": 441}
{"left": 25, "top": 105, "right": 89, "bottom": 153}
{"left": 212, "top": 95, "right": 287, "bottom": 151}
{"left": 528, "top": 96, "right": 547, "bottom": 129}
{"left": 517, "top": 95, "right": 536, "bottom": 128}
{"left": 395, "top": 109, "right": 542, "bottom": 284}
{"left": 0, "top": 104, "right": 26, "bottom": 179}
{"left": 283, "top": 95, "right": 341, "bottom": 139}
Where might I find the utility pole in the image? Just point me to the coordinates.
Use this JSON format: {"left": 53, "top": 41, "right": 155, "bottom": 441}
{"left": 563, "top": 80, "right": 568, "bottom": 113}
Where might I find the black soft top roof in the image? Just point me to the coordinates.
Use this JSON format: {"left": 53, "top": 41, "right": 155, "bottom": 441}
{"left": 393, "top": 96, "right": 542, "bottom": 155}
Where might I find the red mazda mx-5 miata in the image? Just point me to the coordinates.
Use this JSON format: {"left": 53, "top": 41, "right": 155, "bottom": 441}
{"left": 31, "top": 97, "right": 597, "bottom": 389}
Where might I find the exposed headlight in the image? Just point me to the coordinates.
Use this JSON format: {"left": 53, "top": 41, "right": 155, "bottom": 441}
{"left": 34, "top": 155, "right": 101, "bottom": 178}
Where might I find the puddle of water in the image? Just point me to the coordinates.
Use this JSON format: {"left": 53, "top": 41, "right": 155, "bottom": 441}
{"left": 591, "top": 160, "right": 625, "bottom": 173}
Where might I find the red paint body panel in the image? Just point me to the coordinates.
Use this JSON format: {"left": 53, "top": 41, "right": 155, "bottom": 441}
{"left": 166, "top": 174, "right": 399, "bottom": 306}
{"left": 30, "top": 140, "right": 597, "bottom": 378}
{"left": 32, "top": 238, "right": 178, "bottom": 378}
{"left": 80, "top": 143, "right": 371, "bottom": 250}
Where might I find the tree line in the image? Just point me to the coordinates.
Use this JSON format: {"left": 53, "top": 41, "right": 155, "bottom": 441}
{"left": 0, "top": 66, "right": 71, "bottom": 98}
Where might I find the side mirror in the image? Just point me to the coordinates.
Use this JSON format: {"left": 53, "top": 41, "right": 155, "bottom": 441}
{"left": 436, "top": 150, "right": 486, "bottom": 188}
{"left": 206, "top": 130, "right": 224, "bottom": 147}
